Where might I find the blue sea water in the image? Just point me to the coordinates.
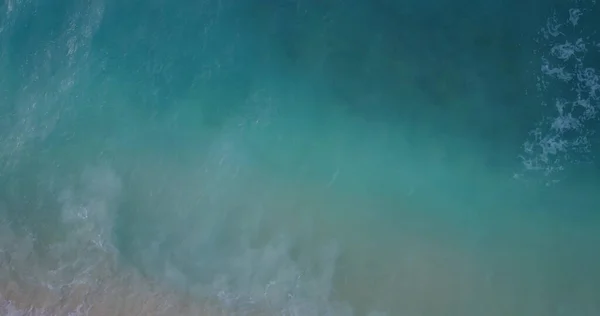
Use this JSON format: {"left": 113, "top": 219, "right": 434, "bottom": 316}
{"left": 1, "top": 0, "right": 600, "bottom": 315}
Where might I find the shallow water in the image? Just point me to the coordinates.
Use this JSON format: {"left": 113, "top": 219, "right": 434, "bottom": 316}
{"left": 1, "top": 0, "right": 600, "bottom": 315}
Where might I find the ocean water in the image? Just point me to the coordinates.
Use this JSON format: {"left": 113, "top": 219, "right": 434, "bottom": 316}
{"left": 1, "top": 0, "right": 600, "bottom": 315}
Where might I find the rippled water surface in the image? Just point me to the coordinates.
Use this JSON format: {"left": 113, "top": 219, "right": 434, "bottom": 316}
{"left": 1, "top": 0, "right": 600, "bottom": 315}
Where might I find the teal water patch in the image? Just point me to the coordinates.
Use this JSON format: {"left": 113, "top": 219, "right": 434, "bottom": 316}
{"left": 1, "top": 0, "right": 600, "bottom": 315}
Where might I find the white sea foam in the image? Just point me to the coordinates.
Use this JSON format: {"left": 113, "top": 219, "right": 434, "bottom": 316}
{"left": 520, "top": 2, "right": 599, "bottom": 180}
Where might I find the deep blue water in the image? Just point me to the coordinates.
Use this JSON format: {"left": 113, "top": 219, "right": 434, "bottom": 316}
{"left": 1, "top": 0, "right": 600, "bottom": 315}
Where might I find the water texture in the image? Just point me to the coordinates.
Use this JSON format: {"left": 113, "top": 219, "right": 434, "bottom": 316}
{"left": 1, "top": 0, "right": 599, "bottom": 315}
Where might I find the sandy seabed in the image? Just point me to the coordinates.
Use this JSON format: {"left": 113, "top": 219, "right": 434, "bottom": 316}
{"left": 2, "top": 218, "right": 600, "bottom": 316}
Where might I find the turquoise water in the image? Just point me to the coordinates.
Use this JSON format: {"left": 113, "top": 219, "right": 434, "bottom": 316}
{"left": 1, "top": 0, "right": 600, "bottom": 315}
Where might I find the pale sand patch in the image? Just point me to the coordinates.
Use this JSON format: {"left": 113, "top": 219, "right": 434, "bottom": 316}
{"left": 1, "top": 276, "right": 233, "bottom": 316}
{"left": 2, "top": 171, "right": 599, "bottom": 315}
{"left": 2, "top": 214, "right": 600, "bottom": 316}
